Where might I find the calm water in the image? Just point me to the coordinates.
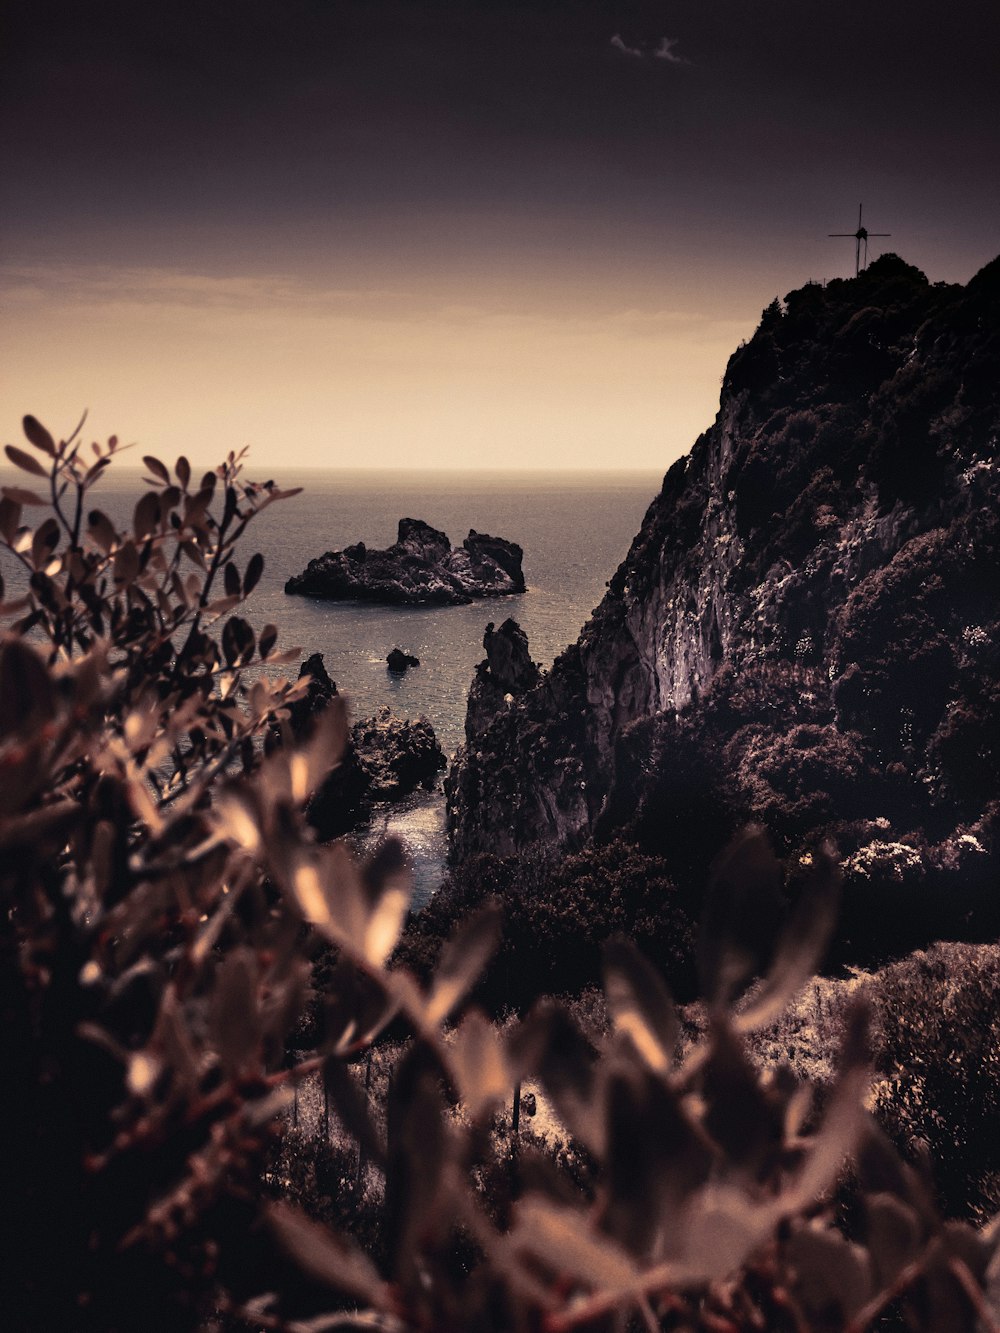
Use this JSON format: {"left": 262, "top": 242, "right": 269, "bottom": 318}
{"left": 2, "top": 465, "right": 660, "bottom": 899}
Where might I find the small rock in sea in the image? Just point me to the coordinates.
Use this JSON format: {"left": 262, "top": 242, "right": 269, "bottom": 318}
{"left": 387, "top": 648, "right": 420, "bottom": 674}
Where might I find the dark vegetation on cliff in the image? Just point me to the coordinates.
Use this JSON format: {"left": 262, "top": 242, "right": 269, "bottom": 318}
{"left": 439, "top": 254, "right": 1000, "bottom": 994}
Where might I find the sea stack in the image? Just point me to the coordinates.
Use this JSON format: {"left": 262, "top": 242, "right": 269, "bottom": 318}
{"left": 285, "top": 518, "right": 526, "bottom": 606}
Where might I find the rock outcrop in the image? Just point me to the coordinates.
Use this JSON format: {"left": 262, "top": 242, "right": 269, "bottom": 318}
{"left": 275, "top": 653, "right": 447, "bottom": 839}
{"left": 283, "top": 652, "right": 340, "bottom": 735}
{"left": 387, "top": 648, "right": 420, "bottom": 674}
{"left": 464, "top": 620, "right": 541, "bottom": 742}
{"left": 285, "top": 518, "right": 525, "bottom": 606}
{"left": 447, "top": 255, "right": 1000, "bottom": 907}
{"left": 309, "top": 704, "right": 447, "bottom": 840}
{"left": 351, "top": 707, "right": 446, "bottom": 800}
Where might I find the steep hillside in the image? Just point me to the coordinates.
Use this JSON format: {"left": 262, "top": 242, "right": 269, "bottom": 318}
{"left": 446, "top": 254, "right": 1000, "bottom": 961}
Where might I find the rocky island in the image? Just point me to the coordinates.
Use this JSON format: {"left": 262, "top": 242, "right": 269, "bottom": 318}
{"left": 284, "top": 517, "right": 525, "bottom": 605}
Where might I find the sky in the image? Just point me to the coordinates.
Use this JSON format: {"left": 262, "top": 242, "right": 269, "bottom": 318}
{"left": 2, "top": 0, "right": 998, "bottom": 473}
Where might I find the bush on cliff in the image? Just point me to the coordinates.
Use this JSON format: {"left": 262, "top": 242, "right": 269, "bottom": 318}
{"left": 397, "top": 840, "right": 698, "bottom": 1011}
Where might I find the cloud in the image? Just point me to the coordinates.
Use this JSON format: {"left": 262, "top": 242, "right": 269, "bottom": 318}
{"left": 610, "top": 33, "right": 644, "bottom": 59}
{"left": 653, "top": 36, "right": 686, "bottom": 64}
{"left": 610, "top": 33, "right": 688, "bottom": 63}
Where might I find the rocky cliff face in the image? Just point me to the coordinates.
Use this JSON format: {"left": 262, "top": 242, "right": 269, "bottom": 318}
{"left": 447, "top": 255, "right": 1000, "bottom": 893}
{"left": 285, "top": 518, "right": 525, "bottom": 606}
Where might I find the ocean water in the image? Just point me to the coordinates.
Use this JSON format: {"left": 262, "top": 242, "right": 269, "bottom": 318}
{"left": 2, "top": 465, "right": 661, "bottom": 900}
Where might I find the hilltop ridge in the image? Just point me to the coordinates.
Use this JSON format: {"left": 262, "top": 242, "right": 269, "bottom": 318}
{"left": 445, "top": 254, "right": 1000, "bottom": 964}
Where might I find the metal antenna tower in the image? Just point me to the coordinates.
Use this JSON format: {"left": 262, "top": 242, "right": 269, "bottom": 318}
{"left": 829, "top": 203, "right": 890, "bottom": 276}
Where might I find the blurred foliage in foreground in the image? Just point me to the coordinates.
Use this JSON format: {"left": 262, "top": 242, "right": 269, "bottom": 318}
{"left": 3, "top": 417, "right": 1000, "bottom": 1331}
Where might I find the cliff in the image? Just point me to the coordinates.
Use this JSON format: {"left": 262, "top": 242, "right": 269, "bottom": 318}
{"left": 285, "top": 517, "right": 525, "bottom": 606}
{"left": 447, "top": 254, "right": 1000, "bottom": 954}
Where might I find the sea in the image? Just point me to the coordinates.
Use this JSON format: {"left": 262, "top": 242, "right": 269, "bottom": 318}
{"left": 1, "top": 465, "right": 662, "bottom": 903}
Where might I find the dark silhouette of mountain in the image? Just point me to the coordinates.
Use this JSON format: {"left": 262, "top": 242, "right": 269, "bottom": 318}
{"left": 445, "top": 254, "right": 1000, "bottom": 966}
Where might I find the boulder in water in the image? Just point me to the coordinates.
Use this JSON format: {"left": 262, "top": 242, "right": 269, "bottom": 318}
{"left": 387, "top": 648, "right": 420, "bottom": 674}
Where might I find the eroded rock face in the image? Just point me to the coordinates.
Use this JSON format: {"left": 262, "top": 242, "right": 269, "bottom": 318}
{"left": 284, "top": 652, "right": 338, "bottom": 736}
{"left": 447, "top": 254, "right": 1000, "bottom": 870}
{"left": 464, "top": 619, "right": 541, "bottom": 742}
{"left": 285, "top": 518, "right": 526, "bottom": 606}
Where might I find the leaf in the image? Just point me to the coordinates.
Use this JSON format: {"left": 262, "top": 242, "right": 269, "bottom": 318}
{"left": 268, "top": 1203, "right": 387, "bottom": 1303}
{"left": 385, "top": 1045, "right": 449, "bottom": 1262}
{"left": 2, "top": 485, "right": 46, "bottom": 506}
{"left": 450, "top": 1011, "right": 511, "bottom": 1118}
{"left": 5, "top": 444, "right": 48, "bottom": 478}
{"left": 213, "top": 789, "right": 262, "bottom": 855}
{"left": 209, "top": 949, "right": 260, "bottom": 1078}
{"left": 603, "top": 936, "right": 678, "bottom": 1074}
{"left": 361, "top": 838, "right": 411, "bottom": 967}
{"left": 733, "top": 843, "right": 841, "bottom": 1032}
{"left": 175, "top": 455, "right": 191, "bottom": 488}
{"left": 133, "top": 491, "right": 161, "bottom": 541}
{"left": 259, "top": 623, "right": 278, "bottom": 659}
{"left": 222, "top": 615, "right": 255, "bottom": 666}
{"left": 675, "top": 1183, "right": 781, "bottom": 1284}
{"left": 243, "top": 551, "right": 264, "bottom": 595}
{"left": 82, "top": 456, "right": 111, "bottom": 486}
{"left": 865, "top": 1193, "right": 922, "bottom": 1289}
{"left": 786, "top": 1225, "right": 872, "bottom": 1324}
{"left": 142, "top": 454, "right": 170, "bottom": 483}
{"left": 322, "top": 1056, "right": 386, "bottom": 1168}
{"left": 784, "top": 998, "right": 870, "bottom": 1213}
{"left": 700, "top": 1018, "right": 784, "bottom": 1173}
{"left": 223, "top": 560, "right": 241, "bottom": 597}
{"left": 22, "top": 415, "right": 55, "bottom": 455}
{"left": 287, "top": 850, "right": 351, "bottom": 943}
{"left": 127, "top": 1050, "right": 163, "bottom": 1098}
{"left": 87, "top": 509, "right": 116, "bottom": 553}
{"left": 180, "top": 539, "right": 207, "bottom": 569}
{"left": 424, "top": 905, "right": 502, "bottom": 1026}
{"left": 298, "top": 696, "right": 349, "bottom": 797}
{"left": 0, "top": 496, "right": 21, "bottom": 542}
{"left": 113, "top": 540, "right": 140, "bottom": 585}
{"left": 30, "top": 518, "right": 60, "bottom": 571}
{"left": 602, "top": 1066, "right": 712, "bottom": 1255}
{"left": 508, "top": 1003, "right": 603, "bottom": 1152}
{"left": 699, "top": 825, "right": 785, "bottom": 1009}
{"left": 324, "top": 958, "right": 398, "bottom": 1055}
{"left": 204, "top": 593, "right": 239, "bottom": 616}
{"left": 0, "top": 639, "right": 56, "bottom": 737}
{"left": 510, "top": 1195, "right": 638, "bottom": 1291}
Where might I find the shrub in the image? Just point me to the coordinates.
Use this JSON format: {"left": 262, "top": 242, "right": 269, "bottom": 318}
{"left": 868, "top": 944, "right": 1000, "bottom": 1224}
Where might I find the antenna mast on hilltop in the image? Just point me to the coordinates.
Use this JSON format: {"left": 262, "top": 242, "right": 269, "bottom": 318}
{"left": 829, "top": 203, "right": 890, "bottom": 276}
